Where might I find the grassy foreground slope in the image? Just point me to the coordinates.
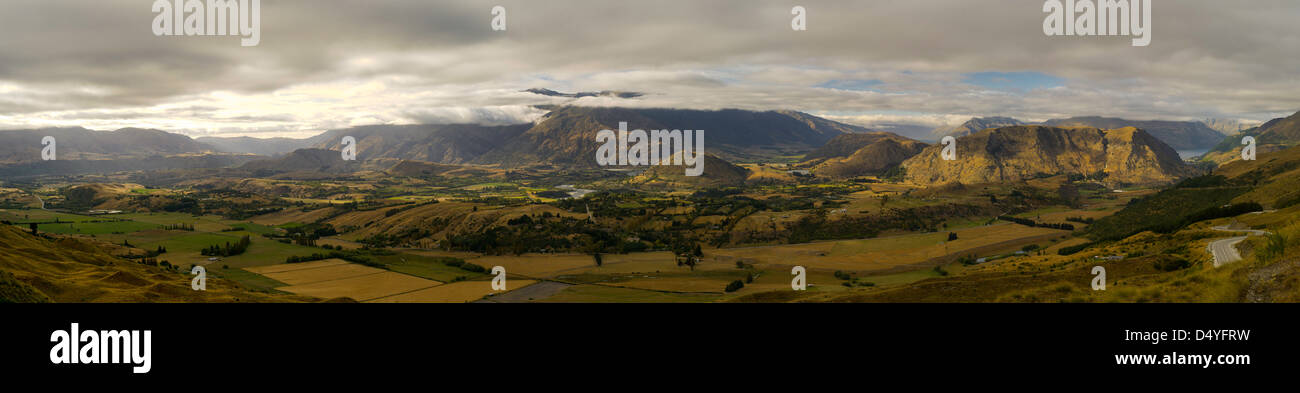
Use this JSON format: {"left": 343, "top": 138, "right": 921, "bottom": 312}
{"left": 0, "top": 225, "right": 312, "bottom": 302}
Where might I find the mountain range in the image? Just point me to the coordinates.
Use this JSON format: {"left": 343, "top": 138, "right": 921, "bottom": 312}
{"left": 901, "top": 125, "right": 1196, "bottom": 186}
{"left": 930, "top": 116, "right": 1234, "bottom": 151}
{"left": 306, "top": 124, "right": 533, "bottom": 164}
{"left": 1202, "top": 110, "right": 1300, "bottom": 163}
{"left": 1040, "top": 117, "right": 1224, "bottom": 151}
{"left": 0, "top": 127, "right": 211, "bottom": 164}
{"left": 471, "top": 106, "right": 864, "bottom": 167}
{"left": 197, "top": 136, "right": 306, "bottom": 156}
{"left": 1201, "top": 118, "right": 1261, "bottom": 135}
{"left": 7, "top": 107, "right": 1285, "bottom": 187}
{"left": 931, "top": 117, "right": 1026, "bottom": 138}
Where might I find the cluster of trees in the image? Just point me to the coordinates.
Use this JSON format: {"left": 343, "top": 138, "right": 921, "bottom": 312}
{"left": 1086, "top": 187, "right": 1255, "bottom": 242}
{"left": 133, "top": 257, "right": 172, "bottom": 269}
{"left": 278, "top": 222, "right": 340, "bottom": 246}
{"left": 159, "top": 223, "right": 194, "bottom": 231}
{"left": 997, "top": 216, "right": 1075, "bottom": 231}
{"left": 443, "top": 214, "right": 675, "bottom": 256}
{"left": 1057, "top": 242, "right": 1094, "bottom": 256}
{"left": 360, "top": 226, "right": 432, "bottom": 248}
{"left": 442, "top": 259, "right": 487, "bottom": 273}
{"left": 200, "top": 235, "right": 251, "bottom": 257}
{"left": 284, "top": 250, "right": 384, "bottom": 268}
{"left": 782, "top": 204, "right": 992, "bottom": 245}
{"left": 145, "top": 245, "right": 168, "bottom": 257}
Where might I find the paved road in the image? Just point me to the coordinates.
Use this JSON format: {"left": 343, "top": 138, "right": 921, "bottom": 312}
{"left": 1208, "top": 226, "right": 1271, "bottom": 267}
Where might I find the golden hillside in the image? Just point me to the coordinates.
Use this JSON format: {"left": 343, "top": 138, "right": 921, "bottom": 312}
{"left": 812, "top": 138, "right": 927, "bottom": 178}
{"left": 0, "top": 225, "right": 310, "bottom": 303}
{"left": 902, "top": 126, "right": 1195, "bottom": 186}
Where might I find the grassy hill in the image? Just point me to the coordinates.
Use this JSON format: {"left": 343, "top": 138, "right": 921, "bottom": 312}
{"left": 0, "top": 225, "right": 311, "bottom": 302}
{"left": 1202, "top": 110, "right": 1300, "bottom": 164}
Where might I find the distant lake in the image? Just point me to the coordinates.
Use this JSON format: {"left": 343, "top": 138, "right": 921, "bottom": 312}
{"left": 1177, "top": 149, "right": 1210, "bottom": 160}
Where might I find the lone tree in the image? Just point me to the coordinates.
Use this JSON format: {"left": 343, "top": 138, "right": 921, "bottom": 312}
{"left": 593, "top": 252, "right": 603, "bottom": 267}
{"left": 29, "top": 222, "right": 38, "bottom": 235}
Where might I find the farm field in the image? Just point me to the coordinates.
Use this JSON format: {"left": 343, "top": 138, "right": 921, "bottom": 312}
{"left": 27, "top": 220, "right": 158, "bottom": 235}
{"left": 372, "top": 280, "right": 537, "bottom": 303}
{"left": 0, "top": 209, "right": 84, "bottom": 222}
{"left": 0, "top": 209, "right": 327, "bottom": 269}
{"left": 537, "top": 284, "right": 723, "bottom": 303}
{"left": 243, "top": 259, "right": 539, "bottom": 302}
{"left": 710, "top": 223, "right": 1067, "bottom": 273}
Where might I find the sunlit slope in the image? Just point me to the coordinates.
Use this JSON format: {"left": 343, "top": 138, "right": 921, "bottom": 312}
{"left": 902, "top": 126, "right": 1195, "bottom": 186}
{"left": 0, "top": 225, "right": 309, "bottom": 302}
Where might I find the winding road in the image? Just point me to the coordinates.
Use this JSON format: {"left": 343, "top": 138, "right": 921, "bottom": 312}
{"left": 1208, "top": 226, "right": 1271, "bottom": 267}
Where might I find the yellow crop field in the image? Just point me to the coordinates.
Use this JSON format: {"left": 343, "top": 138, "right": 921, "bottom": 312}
{"left": 244, "top": 259, "right": 555, "bottom": 302}
{"left": 258, "top": 263, "right": 390, "bottom": 286}
{"left": 369, "top": 280, "right": 537, "bottom": 303}
{"left": 244, "top": 259, "right": 350, "bottom": 274}
{"left": 710, "top": 223, "right": 1065, "bottom": 273}
{"left": 276, "top": 271, "right": 440, "bottom": 301}
{"left": 468, "top": 251, "right": 679, "bottom": 277}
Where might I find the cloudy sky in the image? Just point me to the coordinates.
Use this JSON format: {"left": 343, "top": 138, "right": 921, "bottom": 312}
{"left": 1, "top": 0, "right": 1297, "bottom": 138}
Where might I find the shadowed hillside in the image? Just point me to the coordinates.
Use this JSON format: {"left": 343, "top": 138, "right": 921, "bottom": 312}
{"left": 307, "top": 124, "right": 532, "bottom": 164}
{"left": 0, "top": 127, "right": 213, "bottom": 164}
{"left": 475, "top": 106, "right": 869, "bottom": 167}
